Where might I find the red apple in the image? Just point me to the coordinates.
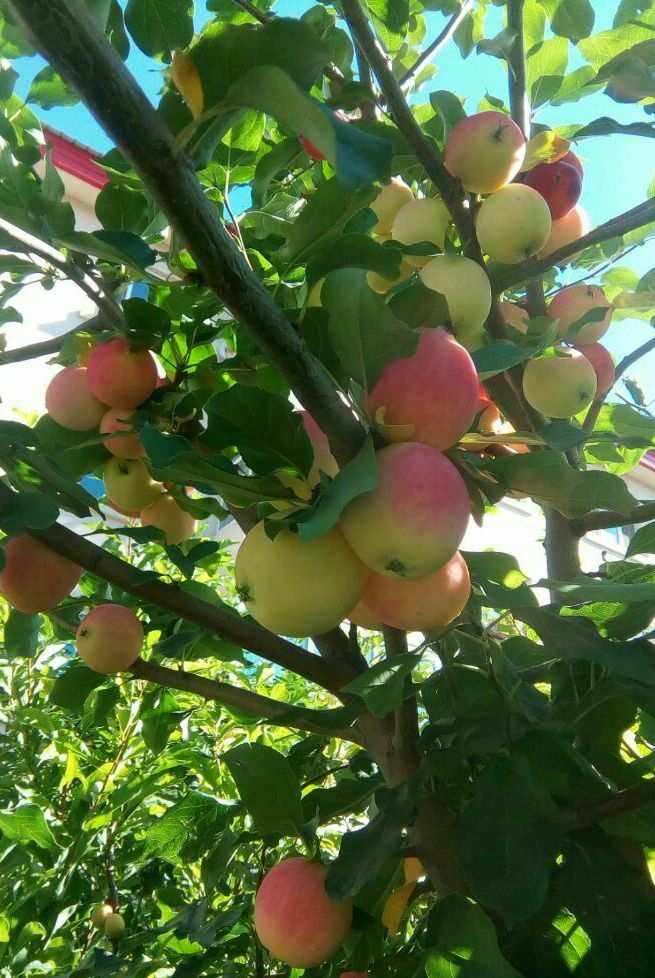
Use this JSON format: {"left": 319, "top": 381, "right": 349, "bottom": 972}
{"left": 560, "top": 150, "right": 583, "bottom": 177}
{"left": 0, "top": 535, "right": 81, "bottom": 613}
{"left": 574, "top": 342, "right": 615, "bottom": 398}
{"left": 521, "top": 159, "right": 582, "bottom": 219}
{"left": 444, "top": 111, "right": 526, "bottom": 194}
{"left": 299, "top": 135, "right": 325, "bottom": 161}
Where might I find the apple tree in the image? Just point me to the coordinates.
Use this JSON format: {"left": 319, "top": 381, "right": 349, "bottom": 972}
{"left": 0, "top": 0, "right": 654, "bottom": 975}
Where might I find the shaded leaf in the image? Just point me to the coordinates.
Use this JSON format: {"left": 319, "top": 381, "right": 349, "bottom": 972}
{"left": 223, "top": 743, "right": 303, "bottom": 836}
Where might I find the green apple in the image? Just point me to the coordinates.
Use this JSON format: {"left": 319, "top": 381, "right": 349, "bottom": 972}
{"left": 522, "top": 347, "right": 597, "bottom": 418}
{"left": 476, "top": 185, "right": 552, "bottom": 264}
{"left": 420, "top": 254, "right": 492, "bottom": 331}
{"left": 370, "top": 178, "right": 414, "bottom": 235}
{"left": 391, "top": 197, "right": 451, "bottom": 267}
{"left": 103, "top": 458, "right": 162, "bottom": 511}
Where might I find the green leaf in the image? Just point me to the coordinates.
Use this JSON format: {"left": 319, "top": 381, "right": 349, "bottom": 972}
{"left": 322, "top": 268, "right": 420, "bottom": 393}
{"left": 50, "top": 662, "right": 106, "bottom": 713}
{"left": 539, "top": 420, "right": 588, "bottom": 451}
{"left": 366, "top": 0, "right": 409, "bottom": 51}
{"left": 56, "top": 230, "right": 157, "bottom": 270}
{"left": 454, "top": 5, "right": 486, "bottom": 59}
{"left": 472, "top": 341, "right": 534, "bottom": 379}
{"left": 4, "top": 611, "right": 40, "bottom": 658}
{"left": 515, "top": 607, "right": 655, "bottom": 687}
{"left": 551, "top": 0, "right": 595, "bottom": 42}
{"left": 542, "top": 578, "right": 655, "bottom": 604}
{"left": 485, "top": 451, "right": 637, "bottom": 519}
{"left": 302, "top": 774, "right": 382, "bottom": 824}
{"left": 204, "top": 387, "right": 313, "bottom": 477}
{"left": 223, "top": 743, "right": 303, "bottom": 836}
{"left": 343, "top": 653, "right": 419, "bottom": 719}
{"left": 326, "top": 783, "right": 414, "bottom": 899}
{"left": 144, "top": 791, "right": 227, "bottom": 863}
{"left": 464, "top": 550, "right": 536, "bottom": 610}
{"left": 627, "top": 522, "right": 655, "bottom": 558}
{"left": 124, "top": 0, "right": 193, "bottom": 59}
{"left": 34, "top": 415, "right": 109, "bottom": 479}
{"left": 458, "top": 755, "right": 562, "bottom": 924}
{"left": 527, "top": 37, "right": 569, "bottom": 107}
{"left": 306, "top": 234, "right": 402, "bottom": 287}
{"left": 477, "top": 27, "right": 518, "bottom": 64}
{"left": 281, "top": 179, "right": 376, "bottom": 264}
{"left": 579, "top": 19, "right": 655, "bottom": 71}
{"left": 222, "top": 66, "right": 392, "bottom": 191}
{"left": 27, "top": 67, "right": 79, "bottom": 109}
{"left": 95, "top": 183, "right": 149, "bottom": 234}
{"left": 425, "top": 895, "right": 524, "bottom": 978}
{"left": 0, "top": 491, "right": 59, "bottom": 534}
{"left": 0, "top": 804, "right": 57, "bottom": 850}
{"left": 295, "top": 435, "right": 378, "bottom": 542}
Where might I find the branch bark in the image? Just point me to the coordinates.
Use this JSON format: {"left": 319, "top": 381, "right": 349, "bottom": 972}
{"left": 506, "top": 0, "right": 529, "bottom": 139}
{"left": 131, "top": 658, "right": 362, "bottom": 741}
{"left": 0, "top": 315, "right": 105, "bottom": 365}
{"left": 571, "top": 500, "right": 655, "bottom": 536}
{"left": 339, "top": 0, "right": 479, "bottom": 256}
{"left": 0, "top": 483, "right": 352, "bottom": 692}
{"left": 398, "top": 1, "right": 473, "bottom": 89}
{"left": 569, "top": 778, "right": 655, "bottom": 828}
{"left": 8, "top": 0, "right": 363, "bottom": 466}
{"left": 494, "top": 197, "right": 655, "bottom": 292}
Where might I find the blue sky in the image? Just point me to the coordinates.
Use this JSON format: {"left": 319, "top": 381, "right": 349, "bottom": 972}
{"left": 9, "top": 0, "right": 655, "bottom": 401}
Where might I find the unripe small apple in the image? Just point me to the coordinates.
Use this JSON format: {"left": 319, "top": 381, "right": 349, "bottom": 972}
{"left": 573, "top": 342, "right": 615, "bottom": 397}
{"left": 140, "top": 494, "right": 197, "bottom": 545}
{"left": 548, "top": 284, "right": 612, "bottom": 344}
{"left": 0, "top": 535, "right": 81, "bottom": 613}
{"left": 367, "top": 259, "right": 414, "bottom": 294}
{"left": 391, "top": 197, "right": 450, "bottom": 267}
{"left": 444, "top": 111, "right": 526, "bottom": 194}
{"left": 420, "top": 255, "right": 491, "bottom": 331}
{"left": 522, "top": 348, "right": 597, "bottom": 418}
{"left": 100, "top": 408, "right": 144, "bottom": 459}
{"left": 370, "top": 178, "right": 414, "bottom": 235}
{"left": 498, "top": 300, "right": 529, "bottom": 334}
{"left": 77, "top": 603, "right": 143, "bottom": 674}
{"left": 538, "top": 205, "right": 590, "bottom": 260}
{"left": 103, "top": 458, "right": 162, "bottom": 511}
{"left": 91, "top": 903, "right": 113, "bottom": 930}
{"left": 236, "top": 522, "right": 366, "bottom": 637}
{"left": 87, "top": 337, "right": 158, "bottom": 409}
{"left": 45, "top": 367, "right": 107, "bottom": 431}
{"left": 476, "top": 185, "right": 551, "bottom": 264}
{"left": 104, "top": 912, "right": 126, "bottom": 941}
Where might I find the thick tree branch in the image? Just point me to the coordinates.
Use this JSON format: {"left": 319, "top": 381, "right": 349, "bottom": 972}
{"left": 131, "top": 658, "right": 362, "bottom": 741}
{"left": 0, "top": 483, "right": 352, "bottom": 692}
{"left": 8, "top": 0, "right": 363, "bottom": 466}
{"left": 494, "top": 197, "right": 655, "bottom": 292}
{"left": 583, "top": 333, "right": 655, "bottom": 432}
{"left": 399, "top": 1, "right": 473, "bottom": 89}
{"left": 340, "top": 0, "right": 479, "bottom": 256}
{"left": 571, "top": 500, "right": 655, "bottom": 536}
{"left": 0, "top": 315, "right": 105, "bottom": 365}
{"left": 569, "top": 779, "right": 655, "bottom": 828}
{"left": 506, "top": 0, "right": 529, "bottom": 139}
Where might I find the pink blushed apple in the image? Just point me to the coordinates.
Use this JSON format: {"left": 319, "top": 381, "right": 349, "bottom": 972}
{"left": 444, "top": 111, "right": 526, "bottom": 194}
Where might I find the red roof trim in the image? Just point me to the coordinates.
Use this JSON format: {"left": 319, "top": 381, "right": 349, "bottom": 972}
{"left": 41, "top": 127, "right": 108, "bottom": 190}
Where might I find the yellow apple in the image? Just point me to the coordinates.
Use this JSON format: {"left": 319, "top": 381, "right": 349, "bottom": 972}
{"left": 476, "top": 185, "right": 552, "bottom": 264}
{"left": 420, "top": 254, "right": 492, "bottom": 331}
{"left": 522, "top": 348, "right": 597, "bottom": 418}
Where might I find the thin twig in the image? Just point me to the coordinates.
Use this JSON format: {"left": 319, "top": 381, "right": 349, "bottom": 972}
{"left": 399, "top": 1, "right": 473, "bottom": 89}
{"left": 568, "top": 778, "right": 655, "bottom": 827}
{"left": 583, "top": 333, "right": 655, "bottom": 431}
{"left": 571, "top": 500, "right": 655, "bottom": 536}
{"left": 0, "top": 314, "right": 105, "bottom": 365}
{"left": 494, "top": 197, "right": 655, "bottom": 292}
{"left": 506, "top": 0, "right": 529, "bottom": 138}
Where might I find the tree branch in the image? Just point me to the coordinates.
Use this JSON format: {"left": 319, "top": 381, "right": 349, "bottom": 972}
{"left": 339, "top": 0, "right": 479, "bottom": 256}
{"left": 571, "top": 500, "right": 655, "bottom": 536}
{"left": 583, "top": 333, "right": 655, "bottom": 432}
{"left": 8, "top": 0, "right": 363, "bottom": 466}
{"left": 569, "top": 778, "right": 655, "bottom": 828}
{"left": 130, "top": 658, "right": 362, "bottom": 741}
{"left": 0, "top": 314, "right": 105, "bottom": 365}
{"left": 398, "top": 1, "right": 473, "bottom": 90}
{"left": 506, "top": 0, "right": 529, "bottom": 139}
{"left": 0, "top": 483, "right": 352, "bottom": 692}
{"left": 0, "top": 222, "right": 124, "bottom": 328}
{"left": 494, "top": 197, "right": 655, "bottom": 292}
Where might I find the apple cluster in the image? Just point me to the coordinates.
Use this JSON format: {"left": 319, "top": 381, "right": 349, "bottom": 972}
{"left": 0, "top": 336, "right": 197, "bottom": 676}
{"left": 235, "top": 328, "right": 478, "bottom": 638}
